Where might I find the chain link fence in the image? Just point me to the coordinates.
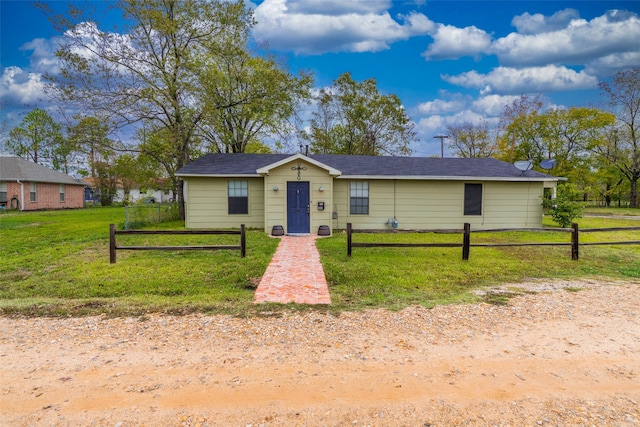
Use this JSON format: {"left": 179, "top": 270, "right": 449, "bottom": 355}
{"left": 123, "top": 202, "right": 180, "bottom": 229}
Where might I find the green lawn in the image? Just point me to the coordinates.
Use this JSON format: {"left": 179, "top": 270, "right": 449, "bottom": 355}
{"left": 317, "top": 213, "right": 640, "bottom": 310}
{"left": 0, "top": 207, "right": 279, "bottom": 316}
{"left": 0, "top": 207, "right": 638, "bottom": 316}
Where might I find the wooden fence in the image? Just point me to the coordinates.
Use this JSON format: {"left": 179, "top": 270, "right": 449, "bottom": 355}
{"left": 346, "top": 223, "right": 640, "bottom": 260}
{"left": 109, "top": 224, "right": 246, "bottom": 264}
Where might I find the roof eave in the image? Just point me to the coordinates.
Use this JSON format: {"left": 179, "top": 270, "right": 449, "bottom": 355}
{"left": 177, "top": 173, "right": 262, "bottom": 178}
{"left": 256, "top": 153, "right": 342, "bottom": 176}
{"left": 338, "top": 175, "right": 563, "bottom": 182}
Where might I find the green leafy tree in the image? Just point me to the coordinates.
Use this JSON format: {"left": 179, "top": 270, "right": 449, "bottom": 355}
{"left": 93, "top": 159, "right": 118, "bottom": 206}
{"left": 305, "top": 72, "right": 415, "bottom": 156}
{"left": 543, "top": 183, "right": 583, "bottom": 228}
{"left": 498, "top": 102, "right": 615, "bottom": 193}
{"left": 46, "top": 0, "right": 255, "bottom": 219}
{"left": 597, "top": 67, "right": 640, "bottom": 208}
{"left": 5, "top": 108, "right": 63, "bottom": 166}
{"left": 115, "top": 153, "right": 158, "bottom": 205}
{"left": 497, "top": 94, "right": 544, "bottom": 163}
{"left": 67, "top": 116, "right": 113, "bottom": 177}
{"left": 198, "top": 50, "right": 313, "bottom": 154}
{"left": 446, "top": 120, "right": 496, "bottom": 158}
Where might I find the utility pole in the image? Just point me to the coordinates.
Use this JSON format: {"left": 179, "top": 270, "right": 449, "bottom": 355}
{"left": 434, "top": 135, "right": 449, "bottom": 158}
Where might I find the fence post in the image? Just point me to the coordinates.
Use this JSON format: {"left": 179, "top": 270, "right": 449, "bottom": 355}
{"left": 347, "top": 223, "right": 352, "bottom": 257}
{"left": 462, "top": 223, "right": 471, "bottom": 261}
{"left": 571, "top": 222, "right": 579, "bottom": 260}
{"left": 240, "top": 224, "right": 246, "bottom": 258}
{"left": 109, "top": 224, "right": 117, "bottom": 264}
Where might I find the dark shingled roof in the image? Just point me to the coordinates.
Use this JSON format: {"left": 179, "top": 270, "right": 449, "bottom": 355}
{"left": 176, "top": 153, "right": 557, "bottom": 180}
{"left": 0, "top": 157, "right": 85, "bottom": 185}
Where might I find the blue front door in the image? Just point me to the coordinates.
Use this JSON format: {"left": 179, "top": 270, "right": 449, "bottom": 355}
{"left": 287, "top": 182, "right": 310, "bottom": 234}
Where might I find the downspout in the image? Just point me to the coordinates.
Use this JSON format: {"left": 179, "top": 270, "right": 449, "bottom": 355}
{"left": 16, "top": 180, "right": 24, "bottom": 211}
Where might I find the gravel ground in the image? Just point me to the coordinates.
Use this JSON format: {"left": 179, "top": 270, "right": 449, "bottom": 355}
{"left": 1, "top": 278, "right": 639, "bottom": 426}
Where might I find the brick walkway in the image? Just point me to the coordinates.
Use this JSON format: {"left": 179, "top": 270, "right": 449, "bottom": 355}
{"left": 254, "top": 236, "right": 331, "bottom": 305}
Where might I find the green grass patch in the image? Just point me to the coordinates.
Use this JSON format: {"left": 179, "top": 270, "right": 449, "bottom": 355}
{"left": 0, "top": 207, "right": 279, "bottom": 316}
{"left": 317, "top": 213, "right": 639, "bottom": 311}
{"left": 0, "top": 207, "right": 638, "bottom": 317}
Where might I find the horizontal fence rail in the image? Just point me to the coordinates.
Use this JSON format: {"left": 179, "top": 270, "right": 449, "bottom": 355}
{"left": 109, "top": 224, "right": 246, "bottom": 264}
{"left": 346, "top": 223, "right": 640, "bottom": 261}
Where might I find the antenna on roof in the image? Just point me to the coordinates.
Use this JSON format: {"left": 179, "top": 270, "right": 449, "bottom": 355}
{"left": 434, "top": 135, "right": 449, "bottom": 158}
{"left": 514, "top": 159, "right": 533, "bottom": 175}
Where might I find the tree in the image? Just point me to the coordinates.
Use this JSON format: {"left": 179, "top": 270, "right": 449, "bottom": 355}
{"left": 497, "top": 95, "right": 544, "bottom": 163}
{"left": 305, "top": 72, "right": 415, "bottom": 156}
{"left": 67, "top": 116, "right": 113, "bottom": 177}
{"left": 446, "top": 120, "right": 496, "bottom": 158}
{"left": 47, "top": 0, "right": 256, "bottom": 219}
{"left": 197, "top": 50, "right": 313, "bottom": 154}
{"left": 497, "top": 101, "right": 615, "bottom": 190}
{"left": 5, "top": 108, "right": 63, "bottom": 166}
{"left": 114, "top": 153, "right": 157, "bottom": 205}
{"left": 597, "top": 67, "right": 640, "bottom": 208}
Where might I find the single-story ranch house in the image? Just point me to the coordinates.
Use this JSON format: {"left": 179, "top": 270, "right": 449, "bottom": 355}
{"left": 176, "top": 153, "right": 562, "bottom": 235}
{"left": 0, "top": 156, "right": 86, "bottom": 211}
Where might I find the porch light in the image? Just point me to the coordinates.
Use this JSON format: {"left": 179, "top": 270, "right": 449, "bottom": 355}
{"left": 273, "top": 185, "right": 279, "bottom": 191}
{"left": 319, "top": 185, "right": 325, "bottom": 192}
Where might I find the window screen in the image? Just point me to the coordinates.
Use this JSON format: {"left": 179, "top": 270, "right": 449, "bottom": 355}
{"left": 350, "top": 181, "right": 369, "bottom": 215}
{"left": 0, "top": 182, "right": 6, "bottom": 203}
{"left": 464, "top": 183, "right": 482, "bottom": 216}
{"left": 30, "top": 182, "right": 37, "bottom": 202}
{"left": 228, "top": 180, "right": 248, "bottom": 214}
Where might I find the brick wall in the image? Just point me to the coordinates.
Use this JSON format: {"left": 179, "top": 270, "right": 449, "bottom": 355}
{"left": 3, "top": 181, "right": 85, "bottom": 210}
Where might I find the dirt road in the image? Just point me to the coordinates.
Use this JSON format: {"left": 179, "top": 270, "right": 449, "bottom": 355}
{"left": 1, "top": 279, "right": 639, "bottom": 426}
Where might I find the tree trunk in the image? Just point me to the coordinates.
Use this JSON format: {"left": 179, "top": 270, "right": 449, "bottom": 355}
{"left": 630, "top": 176, "right": 638, "bottom": 208}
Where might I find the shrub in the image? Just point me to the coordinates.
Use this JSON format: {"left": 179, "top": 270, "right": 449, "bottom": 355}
{"left": 543, "top": 184, "right": 584, "bottom": 228}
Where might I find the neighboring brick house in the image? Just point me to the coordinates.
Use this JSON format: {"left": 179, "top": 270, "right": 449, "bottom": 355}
{"left": 0, "top": 157, "right": 86, "bottom": 211}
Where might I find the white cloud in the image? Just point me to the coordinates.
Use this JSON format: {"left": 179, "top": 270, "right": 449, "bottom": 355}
{"left": 511, "top": 8, "right": 580, "bottom": 35}
{"left": 416, "top": 98, "right": 466, "bottom": 115}
{"left": 20, "top": 38, "right": 61, "bottom": 75}
{"left": 471, "top": 94, "right": 520, "bottom": 117}
{"left": 1, "top": 66, "right": 47, "bottom": 107}
{"left": 285, "top": 0, "right": 391, "bottom": 15}
{"left": 443, "top": 65, "right": 598, "bottom": 95}
{"left": 585, "top": 51, "right": 640, "bottom": 76}
{"left": 253, "top": 0, "right": 434, "bottom": 54}
{"left": 492, "top": 10, "right": 640, "bottom": 67}
{"left": 422, "top": 24, "right": 491, "bottom": 60}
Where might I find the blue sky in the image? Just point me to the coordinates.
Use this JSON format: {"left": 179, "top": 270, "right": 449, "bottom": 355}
{"left": 2, "top": 0, "right": 640, "bottom": 156}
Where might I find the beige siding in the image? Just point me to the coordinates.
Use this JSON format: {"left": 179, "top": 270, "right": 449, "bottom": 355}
{"left": 333, "top": 179, "right": 544, "bottom": 230}
{"left": 184, "top": 177, "right": 264, "bottom": 229}
{"left": 184, "top": 172, "right": 546, "bottom": 232}
{"left": 264, "top": 160, "right": 334, "bottom": 234}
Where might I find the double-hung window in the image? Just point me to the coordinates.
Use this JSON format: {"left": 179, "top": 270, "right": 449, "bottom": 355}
{"left": 464, "top": 183, "right": 483, "bottom": 216}
{"left": 0, "top": 182, "right": 7, "bottom": 203}
{"left": 228, "top": 180, "right": 248, "bottom": 214}
{"left": 350, "top": 181, "right": 369, "bottom": 215}
{"left": 59, "top": 184, "right": 66, "bottom": 202}
{"left": 30, "top": 182, "right": 37, "bottom": 202}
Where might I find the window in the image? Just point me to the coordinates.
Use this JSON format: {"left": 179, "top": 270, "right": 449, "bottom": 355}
{"left": 60, "top": 184, "right": 66, "bottom": 202}
{"left": 228, "top": 180, "right": 248, "bottom": 214}
{"left": 30, "top": 182, "right": 37, "bottom": 202}
{"left": 0, "top": 182, "right": 6, "bottom": 203}
{"left": 464, "top": 183, "right": 483, "bottom": 216}
{"left": 350, "top": 181, "right": 369, "bottom": 215}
